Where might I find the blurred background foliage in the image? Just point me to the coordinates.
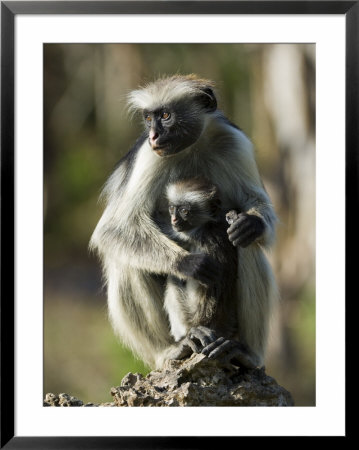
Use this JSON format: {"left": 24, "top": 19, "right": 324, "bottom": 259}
{"left": 44, "top": 43, "right": 315, "bottom": 406}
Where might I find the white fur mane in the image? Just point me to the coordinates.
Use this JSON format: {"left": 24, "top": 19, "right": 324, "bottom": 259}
{"left": 127, "top": 75, "right": 215, "bottom": 112}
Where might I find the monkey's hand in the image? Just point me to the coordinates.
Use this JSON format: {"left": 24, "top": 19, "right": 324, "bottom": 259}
{"left": 175, "top": 253, "right": 220, "bottom": 286}
{"left": 227, "top": 213, "right": 265, "bottom": 247}
{"left": 202, "top": 338, "right": 260, "bottom": 369}
{"left": 225, "top": 209, "right": 238, "bottom": 225}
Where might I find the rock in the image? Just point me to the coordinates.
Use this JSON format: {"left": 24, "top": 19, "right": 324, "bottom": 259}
{"left": 44, "top": 392, "right": 93, "bottom": 407}
{"left": 44, "top": 353, "right": 294, "bottom": 407}
{"left": 111, "top": 353, "right": 294, "bottom": 406}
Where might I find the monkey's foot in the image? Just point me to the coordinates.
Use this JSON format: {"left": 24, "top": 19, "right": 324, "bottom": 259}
{"left": 165, "top": 327, "right": 217, "bottom": 364}
{"left": 187, "top": 326, "right": 217, "bottom": 352}
{"left": 169, "top": 327, "right": 216, "bottom": 360}
{"left": 202, "top": 337, "right": 260, "bottom": 369}
{"left": 166, "top": 340, "right": 193, "bottom": 361}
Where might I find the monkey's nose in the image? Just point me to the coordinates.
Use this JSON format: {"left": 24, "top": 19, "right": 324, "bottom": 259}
{"left": 150, "top": 129, "right": 159, "bottom": 142}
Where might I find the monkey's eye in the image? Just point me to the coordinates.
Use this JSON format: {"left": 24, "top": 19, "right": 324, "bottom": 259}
{"left": 161, "top": 112, "right": 171, "bottom": 121}
{"left": 179, "top": 207, "right": 189, "bottom": 216}
{"left": 145, "top": 114, "right": 152, "bottom": 123}
{"left": 169, "top": 205, "right": 175, "bottom": 214}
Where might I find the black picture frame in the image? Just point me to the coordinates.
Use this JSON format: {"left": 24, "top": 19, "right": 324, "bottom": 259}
{"left": 1, "top": 1, "right": 356, "bottom": 447}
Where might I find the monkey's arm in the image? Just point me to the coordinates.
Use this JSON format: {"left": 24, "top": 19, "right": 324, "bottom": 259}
{"left": 235, "top": 184, "right": 276, "bottom": 248}
{"left": 91, "top": 210, "right": 218, "bottom": 285}
{"left": 226, "top": 134, "right": 277, "bottom": 248}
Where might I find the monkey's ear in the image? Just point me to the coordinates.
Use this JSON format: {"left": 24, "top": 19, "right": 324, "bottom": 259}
{"left": 198, "top": 87, "right": 217, "bottom": 112}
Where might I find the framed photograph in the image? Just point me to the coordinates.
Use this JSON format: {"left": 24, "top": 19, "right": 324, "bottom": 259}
{"left": 1, "top": 1, "right": 355, "bottom": 446}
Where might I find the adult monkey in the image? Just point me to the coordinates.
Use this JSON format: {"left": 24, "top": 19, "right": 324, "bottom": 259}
{"left": 90, "top": 75, "right": 278, "bottom": 369}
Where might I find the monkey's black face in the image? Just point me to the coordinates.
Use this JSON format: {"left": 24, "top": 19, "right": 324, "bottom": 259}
{"left": 169, "top": 204, "right": 193, "bottom": 231}
{"left": 168, "top": 204, "right": 209, "bottom": 232}
{"left": 143, "top": 100, "right": 205, "bottom": 157}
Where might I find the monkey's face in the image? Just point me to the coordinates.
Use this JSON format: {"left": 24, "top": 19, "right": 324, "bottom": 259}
{"left": 168, "top": 203, "right": 211, "bottom": 232}
{"left": 169, "top": 204, "right": 195, "bottom": 232}
{"left": 143, "top": 99, "right": 209, "bottom": 157}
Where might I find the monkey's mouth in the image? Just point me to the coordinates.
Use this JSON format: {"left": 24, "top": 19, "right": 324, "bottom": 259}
{"left": 153, "top": 147, "right": 170, "bottom": 157}
{"left": 151, "top": 141, "right": 179, "bottom": 157}
{"left": 172, "top": 223, "right": 191, "bottom": 232}
{"left": 153, "top": 146, "right": 184, "bottom": 158}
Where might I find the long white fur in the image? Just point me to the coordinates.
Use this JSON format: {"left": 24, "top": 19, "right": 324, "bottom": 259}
{"left": 163, "top": 282, "right": 189, "bottom": 342}
{"left": 166, "top": 185, "right": 210, "bottom": 206}
{"left": 127, "top": 74, "right": 215, "bottom": 112}
{"left": 90, "top": 75, "right": 278, "bottom": 368}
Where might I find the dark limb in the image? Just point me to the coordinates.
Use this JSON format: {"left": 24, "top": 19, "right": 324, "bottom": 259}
{"left": 226, "top": 212, "right": 265, "bottom": 248}
{"left": 176, "top": 253, "right": 220, "bottom": 286}
{"left": 202, "top": 337, "right": 260, "bottom": 369}
{"left": 188, "top": 326, "right": 218, "bottom": 348}
{"left": 168, "top": 326, "right": 218, "bottom": 361}
{"left": 169, "top": 328, "right": 260, "bottom": 370}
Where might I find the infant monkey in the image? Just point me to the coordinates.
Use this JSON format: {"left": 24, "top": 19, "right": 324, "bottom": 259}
{"left": 164, "top": 177, "right": 244, "bottom": 363}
